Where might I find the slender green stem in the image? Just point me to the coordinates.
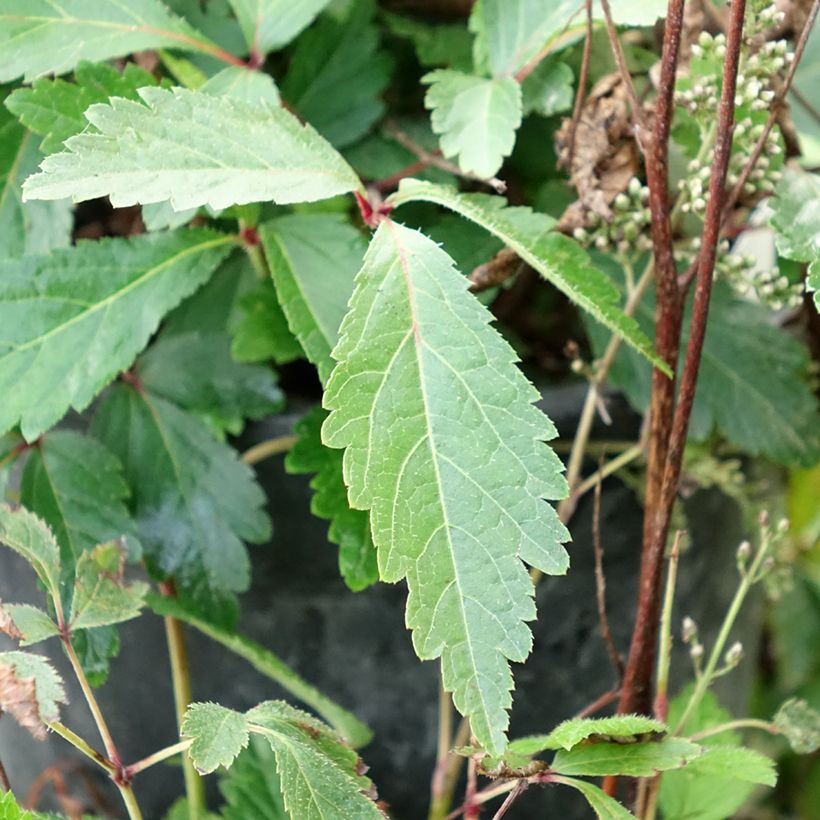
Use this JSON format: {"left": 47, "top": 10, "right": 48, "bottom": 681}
{"left": 655, "top": 534, "right": 682, "bottom": 721}
{"left": 244, "top": 241, "right": 269, "bottom": 282}
{"left": 126, "top": 740, "right": 193, "bottom": 778}
{"left": 573, "top": 444, "right": 645, "bottom": 500}
{"left": 429, "top": 682, "right": 455, "bottom": 820}
{"left": 162, "top": 604, "right": 206, "bottom": 820}
{"left": 241, "top": 434, "right": 298, "bottom": 465}
{"left": 119, "top": 784, "right": 144, "bottom": 820}
{"left": 47, "top": 721, "right": 115, "bottom": 773}
{"left": 688, "top": 718, "right": 779, "bottom": 743}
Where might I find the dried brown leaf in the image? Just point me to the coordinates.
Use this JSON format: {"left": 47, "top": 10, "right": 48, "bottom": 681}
{"left": 0, "top": 661, "right": 46, "bottom": 739}
{"left": 0, "top": 603, "right": 22, "bottom": 641}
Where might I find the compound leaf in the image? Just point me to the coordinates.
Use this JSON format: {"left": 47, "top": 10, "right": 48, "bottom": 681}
{"left": 0, "top": 650, "right": 66, "bottom": 740}
{"left": 24, "top": 86, "right": 362, "bottom": 211}
{"left": 387, "top": 179, "right": 667, "bottom": 372}
{"left": 322, "top": 220, "right": 568, "bottom": 754}
{"left": 0, "top": 229, "right": 233, "bottom": 441}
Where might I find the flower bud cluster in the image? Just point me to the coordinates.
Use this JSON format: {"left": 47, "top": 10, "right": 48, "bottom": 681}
{"left": 572, "top": 178, "right": 653, "bottom": 257}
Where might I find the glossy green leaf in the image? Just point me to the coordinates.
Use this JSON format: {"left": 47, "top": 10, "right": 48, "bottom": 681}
{"left": 261, "top": 213, "right": 367, "bottom": 384}
{"left": 387, "top": 179, "right": 667, "bottom": 372}
{"left": 91, "top": 385, "right": 270, "bottom": 621}
{"left": 509, "top": 715, "right": 667, "bottom": 754}
{"left": 227, "top": 0, "right": 332, "bottom": 56}
{"left": 137, "top": 331, "right": 284, "bottom": 433}
{"left": 202, "top": 66, "right": 280, "bottom": 106}
{"left": 0, "top": 229, "right": 233, "bottom": 440}
{"left": 423, "top": 70, "right": 521, "bottom": 178}
{"left": 183, "top": 702, "right": 250, "bottom": 774}
{"left": 555, "top": 777, "right": 635, "bottom": 819}
{"left": 147, "top": 592, "right": 372, "bottom": 747}
{"left": 219, "top": 736, "right": 287, "bottom": 820}
{"left": 0, "top": 603, "right": 59, "bottom": 646}
{"left": 0, "top": 0, "right": 215, "bottom": 82}
{"left": 774, "top": 698, "right": 820, "bottom": 754}
{"left": 0, "top": 650, "right": 66, "bottom": 739}
{"left": 323, "top": 220, "right": 568, "bottom": 754}
{"left": 0, "top": 505, "right": 61, "bottom": 604}
{"left": 552, "top": 738, "right": 702, "bottom": 778}
{"left": 69, "top": 542, "right": 147, "bottom": 631}
{"left": 24, "top": 87, "right": 363, "bottom": 211}
{"left": 286, "top": 407, "right": 377, "bottom": 592}
{"left": 282, "top": 0, "right": 392, "bottom": 149}
{"left": 5, "top": 61, "right": 160, "bottom": 154}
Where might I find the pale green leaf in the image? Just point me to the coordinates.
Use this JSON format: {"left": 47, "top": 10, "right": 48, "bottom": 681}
{"left": 0, "top": 229, "right": 232, "bottom": 440}
{"left": 5, "top": 61, "right": 160, "bottom": 154}
{"left": 774, "top": 698, "right": 820, "bottom": 754}
{"left": 0, "top": 603, "right": 59, "bottom": 646}
{"left": 770, "top": 170, "right": 820, "bottom": 262}
{"left": 0, "top": 650, "right": 66, "bottom": 739}
{"left": 243, "top": 701, "right": 384, "bottom": 820}
{"left": 552, "top": 738, "right": 702, "bottom": 778}
{"left": 509, "top": 715, "right": 667, "bottom": 754}
{"left": 554, "top": 777, "right": 635, "bottom": 819}
{"left": 322, "top": 220, "right": 568, "bottom": 754}
{"left": 681, "top": 745, "right": 777, "bottom": 787}
{"left": 183, "top": 702, "right": 250, "bottom": 774}
{"left": 387, "top": 179, "right": 667, "bottom": 372}
{"left": 261, "top": 213, "right": 367, "bottom": 384}
{"left": 0, "top": 110, "right": 71, "bottom": 259}
{"left": 70, "top": 541, "right": 147, "bottom": 631}
{"left": 227, "top": 0, "right": 332, "bottom": 56}
{"left": 219, "top": 736, "right": 287, "bottom": 820}
{"left": 0, "top": 505, "right": 61, "bottom": 604}
{"left": 0, "top": 0, "right": 215, "bottom": 82}
{"left": 23, "top": 86, "right": 363, "bottom": 211}
{"left": 423, "top": 70, "right": 521, "bottom": 178}
{"left": 286, "top": 407, "right": 377, "bottom": 592}
{"left": 281, "top": 0, "right": 392, "bottom": 149}
{"left": 91, "top": 385, "right": 270, "bottom": 622}
{"left": 202, "top": 66, "right": 280, "bottom": 106}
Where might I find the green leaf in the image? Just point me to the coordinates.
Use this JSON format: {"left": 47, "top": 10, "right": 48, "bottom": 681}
{"left": 91, "top": 385, "right": 270, "bottom": 621}
{"left": 0, "top": 789, "right": 63, "bottom": 819}
{"left": 552, "top": 738, "right": 702, "bottom": 778}
{"left": 0, "top": 0, "right": 215, "bottom": 83}
{"left": 509, "top": 715, "right": 667, "bottom": 754}
{"left": 286, "top": 407, "right": 377, "bottom": 592}
{"left": 20, "top": 431, "right": 141, "bottom": 575}
{"left": 242, "top": 701, "right": 383, "bottom": 819}
{"left": 0, "top": 229, "right": 233, "bottom": 440}
{"left": 0, "top": 650, "right": 66, "bottom": 739}
{"left": 423, "top": 70, "right": 521, "bottom": 178}
{"left": 219, "top": 736, "right": 287, "bottom": 820}
{"left": 281, "top": 0, "right": 392, "bottom": 149}
{"left": 147, "top": 592, "right": 372, "bottom": 747}
{"left": 69, "top": 542, "right": 147, "bottom": 631}
{"left": 584, "top": 269, "right": 820, "bottom": 466}
{"left": 261, "top": 213, "right": 367, "bottom": 384}
{"left": 0, "top": 505, "right": 61, "bottom": 604}
{"left": 554, "top": 777, "right": 635, "bottom": 819}
{"left": 137, "top": 331, "right": 283, "bottom": 433}
{"left": 322, "top": 220, "right": 568, "bottom": 754}
{"left": 23, "top": 86, "right": 363, "bottom": 211}
{"left": 387, "top": 179, "right": 667, "bottom": 373}
{"left": 5, "top": 61, "right": 160, "bottom": 155}
{"left": 774, "top": 698, "right": 820, "bottom": 754}
{"left": 70, "top": 625, "right": 120, "bottom": 689}
{"left": 521, "top": 59, "right": 574, "bottom": 116}
{"left": 202, "top": 66, "right": 280, "bottom": 106}
{"left": 0, "top": 110, "right": 71, "bottom": 259}
{"left": 231, "top": 281, "right": 303, "bottom": 364}
{"left": 0, "top": 603, "right": 60, "bottom": 646}
{"left": 183, "top": 702, "right": 250, "bottom": 774}
{"left": 227, "top": 0, "right": 332, "bottom": 56}
{"left": 384, "top": 13, "right": 473, "bottom": 72}
{"left": 680, "top": 745, "right": 776, "bottom": 787}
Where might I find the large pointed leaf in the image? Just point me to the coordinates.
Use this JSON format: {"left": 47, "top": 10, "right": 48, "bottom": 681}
{"left": 423, "top": 70, "right": 521, "bottom": 178}
{"left": 322, "top": 220, "right": 568, "bottom": 754}
{"left": 91, "top": 384, "right": 270, "bottom": 623}
{"left": 0, "top": 229, "right": 233, "bottom": 440}
{"left": 184, "top": 701, "right": 383, "bottom": 819}
{"left": 0, "top": 108, "right": 71, "bottom": 259}
{"left": 227, "top": 0, "right": 333, "bottom": 57}
{"left": 261, "top": 213, "right": 367, "bottom": 384}
{"left": 387, "top": 179, "right": 667, "bottom": 372}
{"left": 286, "top": 407, "right": 377, "bottom": 592}
{"left": 24, "top": 86, "right": 363, "bottom": 211}
{"left": 6, "top": 61, "right": 161, "bottom": 154}
{"left": 0, "top": 650, "right": 66, "bottom": 740}
{"left": 0, "top": 0, "right": 216, "bottom": 83}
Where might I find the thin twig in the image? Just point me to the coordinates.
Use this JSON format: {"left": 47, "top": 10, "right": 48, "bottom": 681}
{"left": 490, "top": 781, "right": 528, "bottom": 820}
{"left": 567, "top": 0, "right": 594, "bottom": 166}
{"left": 241, "top": 434, "right": 297, "bottom": 465}
{"left": 125, "top": 740, "right": 193, "bottom": 778}
{"left": 574, "top": 687, "right": 621, "bottom": 719}
{"left": 687, "top": 718, "right": 779, "bottom": 742}
{"left": 593, "top": 462, "right": 625, "bottom": 681}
